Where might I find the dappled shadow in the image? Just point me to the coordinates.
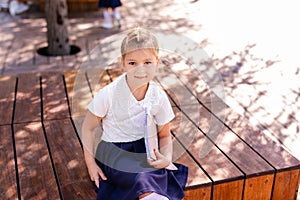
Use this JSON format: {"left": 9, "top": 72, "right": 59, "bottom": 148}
{"left": 201, "top": 44, "right": 300, "bottom": 161}
{"left": 0, "top": 0, "right": 202, "bottom": 75}
{"left": 1, "top": 0, "right": 299, "bottom": 198}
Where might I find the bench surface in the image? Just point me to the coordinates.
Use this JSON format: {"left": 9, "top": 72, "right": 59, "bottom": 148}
{"left": 0, "top": 67, "right": 299, "bottom": 200}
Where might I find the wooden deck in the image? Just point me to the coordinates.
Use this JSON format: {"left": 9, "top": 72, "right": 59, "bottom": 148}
{"left": 0, "top": 66, "right": 299, "bottom": 200}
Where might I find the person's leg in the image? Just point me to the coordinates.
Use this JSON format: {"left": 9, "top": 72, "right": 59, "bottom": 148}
{"left": 101, "top": 7, "right": 113, "bottom": 29}
{"left": 112, "top": 8, "right": 121, "bottom": 28}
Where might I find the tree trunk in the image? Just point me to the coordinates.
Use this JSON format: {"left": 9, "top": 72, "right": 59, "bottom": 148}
{"left": 45, "top": 0, "right": 70, "bottom": 56}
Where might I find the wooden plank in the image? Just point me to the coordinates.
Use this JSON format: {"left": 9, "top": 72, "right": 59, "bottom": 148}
{"left": 0, "top": 75, "right": 16, "bottom": 125}
{"left": 0, "top": 125, "right": 18, "bottom": 200}
{"left": 272, "top": 169, "right": 300, "bottom": 200}
{"left": 65, "top": 69, "right": 115, "bottom": 156}
{"left": 64, "top": 70, "right": 78, "bottom": 109}
{"left": 174, "top": 136, "right": 212, "bottom": 200}
{"left": 14, "top": 122, "right": 60, "bottom": 199}
{"left": 14, "top": 73, "right": 41, "bottom": 124}
{"left": 224, "top": 109, "right": 300, "bottom": 170}
{"left": 169, "top": 63, "right": 300, "bottom": 199}
{"left": 86, "top": 68, "right": 111, "bottom": 97}
{"left": 213, "top": 180, "right": 244, "bottom": 200}
{"left": 43, "top": 119, "right": 97, "bottom": 199}
{"left": 184, "top": 187, "right": 211, "bottom": 200}
{"left": 156, "top": 68, "right": 278, "bottom": 199}
{"left": 203, "top": 102, "right": 300, "bottom": 200}
{"left": 64, "top": 70, "right": 93, "bottom": 118}
{"left": 197, "top": 103, "right": 275, "bottom": 200}
{"left": 243, "top": 174, "right": 274, "bottom": 200}
{"left": 106, "top": 67, "right": 123, "bottom": 81}
{"left": 171, "top": 115, "right": 212, "bottom": 199}
{"left": 171, "top": 104, "right": 244, "bottom": 199}
{"left": 41, "top": 72, "right": 70, "bottom": 121}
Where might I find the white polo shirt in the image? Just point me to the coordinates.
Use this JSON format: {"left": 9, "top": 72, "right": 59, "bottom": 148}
{"left": 88, "top": 73, "right": 175, "bottom": 143}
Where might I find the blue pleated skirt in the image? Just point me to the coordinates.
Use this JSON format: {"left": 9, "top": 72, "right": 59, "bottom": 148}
{"left": 94, "top": 138, "right": 188, "bottom": 200}
{"left": 98, "top": 0, "right": 122, "bottom": 8}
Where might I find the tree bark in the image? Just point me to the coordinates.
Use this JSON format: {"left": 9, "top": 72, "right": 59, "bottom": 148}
{"left": 45, "top": 0, "right": 70, "bottom": 55}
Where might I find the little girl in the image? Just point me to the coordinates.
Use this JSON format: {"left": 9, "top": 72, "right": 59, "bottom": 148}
{"left": 98, "top": 0, "right": 122, "bottom": 29}
{"left": 82, "top": 27, "right": 188, "bottom": 200}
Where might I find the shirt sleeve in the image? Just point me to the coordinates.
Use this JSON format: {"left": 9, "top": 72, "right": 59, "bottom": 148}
{"left": 87, "top": 87, "right": 110, "bottom": 118}
{"left": 155, "top": 90, "right": 175, "bottom": 126}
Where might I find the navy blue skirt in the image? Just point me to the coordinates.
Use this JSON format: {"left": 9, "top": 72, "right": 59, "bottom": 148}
{"left": 95, "top": 138, "right": 188, "bottom": 200}
{"left": 98, "top": 0, "right": 122, "bottom": 8}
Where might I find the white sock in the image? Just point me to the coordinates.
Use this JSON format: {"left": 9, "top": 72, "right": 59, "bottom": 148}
{"left": 103, "top": 10, "right": 112, "bottom": 23}
{"left": 113, "top": 10, "right": 121, "bottom": 20}
{"left": 140, "top": 193, "right": 169, "bottom": 200}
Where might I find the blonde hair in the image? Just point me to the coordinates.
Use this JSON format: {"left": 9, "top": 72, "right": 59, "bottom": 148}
{"left": 121, "top": 27, "right": 159, "bottom": 60}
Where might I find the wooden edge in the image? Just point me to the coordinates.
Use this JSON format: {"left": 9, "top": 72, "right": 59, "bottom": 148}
{"left": 272, "top": 169, "right": 300, "bottom": 200}
{"left": 13, "top": 122, "right": 60, "bottom": 199}
{"left": 86, "top": 68, "right": 111, "bottom": 97}
{"left": 169, "top": 66, "right": 300, "bottom": 169}
{"left": 212, "top": 179, "right": 244, "bottom": 200}
{"left": 184, "top": 186, "right": 211, "bottom": 200}
{"left": 14, "top": 73, "right": 41, "bottom": 124}
{"left": 243, "top": 174, "right": 274, "bottom": 200}
{"left": 43, "top": 119, "right": 97, "bottom": 199}
{"left": 172, "top": 131, "right": 212, "bottom": 198}
{"left": 64, "top": 70, "right": 93, "bottom": 118}
{"left": 0, "top": 75, "right": 16, "bottom": 125}
{"left": 41, "top": 72, "right": 70, "bottom": 121}
{"left": 0, "top": 125, "right": 18, "bottom": 199}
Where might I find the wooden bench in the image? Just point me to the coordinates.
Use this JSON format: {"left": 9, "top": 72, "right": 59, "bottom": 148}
{"left": 0, "top": 67, "right": 299, "bottom": 199}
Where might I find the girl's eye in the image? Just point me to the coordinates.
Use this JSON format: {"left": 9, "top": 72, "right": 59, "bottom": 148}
{"left": 128, "top": 62, "right": 135, "bottom": 65}
{"left": 145, "top": 61, "right": 152, "bottom": 65}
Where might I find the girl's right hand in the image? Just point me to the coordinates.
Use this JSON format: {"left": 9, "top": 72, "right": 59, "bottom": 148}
{"left": 86, "top": 159, "right": 107, "bottom": 188}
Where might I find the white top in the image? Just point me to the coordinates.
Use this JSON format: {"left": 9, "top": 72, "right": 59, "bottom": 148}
{"left": 87, "top": 73, "right": 175, "bottom": 142}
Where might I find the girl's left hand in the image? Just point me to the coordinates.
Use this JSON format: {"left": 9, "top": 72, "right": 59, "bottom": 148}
{"left": 148, "top": 148, "right": 171, "bottom": 169}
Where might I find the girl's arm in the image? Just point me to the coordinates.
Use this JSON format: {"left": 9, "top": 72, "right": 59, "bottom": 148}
{"left": 82, "top": 111, "right": 107, "bottom": 187}
{"left": 148, "top": 123, "right": 173, "bottom": 168}
{"left": 157, "top": 123, "right": 173, "bottom": 162}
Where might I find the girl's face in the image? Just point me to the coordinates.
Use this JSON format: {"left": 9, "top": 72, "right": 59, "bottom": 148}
{"left": 122, "top": 48, "right": 159, "bottom": 90}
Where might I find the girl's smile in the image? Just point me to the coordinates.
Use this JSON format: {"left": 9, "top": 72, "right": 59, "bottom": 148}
{"left": 122, "top": 49, "right": 159, "bottom": 93}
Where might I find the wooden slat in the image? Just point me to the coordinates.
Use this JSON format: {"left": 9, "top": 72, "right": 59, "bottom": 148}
{"left": 171, "top": 114, "right": 212, "bottom": 199}
{"left": 155, "top": 72, "right": 244, "bottom": 183}
{"left": 106, "top": 67, "right": 123, "bottom": 81}
{"left": 169, "top": 63, "right": 300, "bottom": 199}
{"left": 0, "top": 75, "right": 16, "bottom": 125}
{"left": 65, "top": 68, "right": 117, "bottom": 156}
{"left": 86, "top": 68, "right": 111, "bottom": 97}
{"left": 14, "top": 73, "right": 41, "bottom": 124}
{"left": 172, "top": 104, "right": 244, "bottom": 199}
{"left": 225, "top": 109, "right": 300, "bottom": 169}
{"left": 197, "top": 103, "right": 275, "bottom": 199}
{"left": 174, "top": 137, "right": 212, "bottom": 200}
{"left": 243, "top": 174, "right": 274, "bottom": 200}
{"left": 43, "top": 119, "right": 97, "bottom": 199}
{"left": 0, "top": 125, "right": 18, "bottom": 200}
{"left": 41, "top": 72, "right": 70, "bottom": 121}
{"left": 64, "top": 70, "right": 93, "bottom": 118}
{"left": 14, "top": 122, "right": 60, "bottom": 199}
{"left": 157, "top": 67, "right": 279, "bottom": 199}
{"left": 272, "top": 169, "right": 300, "bottom": 200}
{"left": 199, "top": 101, "right": 300, "bottom": 200}
{"left": 212, "top": 180, "right": 244, "bottom": 200}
